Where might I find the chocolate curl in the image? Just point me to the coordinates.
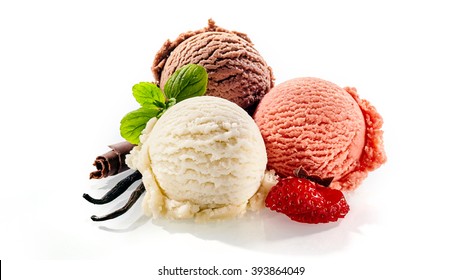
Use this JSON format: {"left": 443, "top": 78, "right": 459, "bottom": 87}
{"left": 89, "top": 141, "right": 135, "bottom": 179}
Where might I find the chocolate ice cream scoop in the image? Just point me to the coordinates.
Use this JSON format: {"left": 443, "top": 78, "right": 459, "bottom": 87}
{"left": 152, "top": 19, "right": 274, "bottom": 110}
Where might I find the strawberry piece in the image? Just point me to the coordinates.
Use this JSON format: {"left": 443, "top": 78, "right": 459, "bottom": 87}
{"left": 265, "top": 177, "right": 350, "bottom": 224}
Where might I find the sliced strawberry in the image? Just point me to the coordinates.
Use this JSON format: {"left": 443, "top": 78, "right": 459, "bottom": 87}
{"left": 265, "top": 177, "right": 349, "bottom": 224}
{"left": 288, "top": 193, "right": 349, "bottom": 224}
{"left": 265, "top": 177, "right": 325, "bottom": 215}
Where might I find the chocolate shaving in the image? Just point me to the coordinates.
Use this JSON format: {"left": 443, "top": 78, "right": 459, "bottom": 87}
{"left": 91, "top": 182, "right": 146, "bottom": 222}
{"left": 294, "top": 166, "right": 334, "bottom": 187}
{"left": 89, "top": 141, "right": 135, "bottom": 179}
{"left": 83, "top": 171, "right": 142, "bottom": 204}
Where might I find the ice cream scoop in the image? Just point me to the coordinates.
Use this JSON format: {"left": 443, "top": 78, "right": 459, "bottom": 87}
{"left": 152, "top": 19, "right": 274, "bottom": 111}
{"left": 253, "top": 77, "right": 386, "bottom": 191}
{"left": 126, "top": 96, "right": 269, "bottom": 221}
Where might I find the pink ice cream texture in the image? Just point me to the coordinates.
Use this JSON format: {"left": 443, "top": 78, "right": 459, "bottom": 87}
{"left": 253, "top": 77, "right": 386, "bottom": 191}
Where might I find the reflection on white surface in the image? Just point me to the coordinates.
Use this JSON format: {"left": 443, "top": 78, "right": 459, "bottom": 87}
{"left": 87, "top": 184, "right": 380, "bottom": 257}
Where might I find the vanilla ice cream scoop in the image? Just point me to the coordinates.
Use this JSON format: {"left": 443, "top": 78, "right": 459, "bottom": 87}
{"left": 127, "top": 96, "right": 268, "bottom": 221}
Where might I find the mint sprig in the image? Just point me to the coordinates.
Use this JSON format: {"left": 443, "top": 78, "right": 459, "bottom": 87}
{"left": 132, "top": 82, "right": 165, "bottom": 106}
{"left": 120, "top": 64, "right": 208, "bottom": 144}
{"left": 120, "top": 106, "right": 160, "bottom": 144}
{"left": 164, "top": 64, "right": 208, "bottom": 102}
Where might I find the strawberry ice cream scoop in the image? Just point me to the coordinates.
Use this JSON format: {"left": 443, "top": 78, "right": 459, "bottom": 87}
{"left": 253, "top": 77, "right": 386, "bottom": 191}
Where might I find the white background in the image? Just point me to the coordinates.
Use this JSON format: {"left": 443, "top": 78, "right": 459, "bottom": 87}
{"left": 1, "top": 0, "right": 461, "bottom": 279}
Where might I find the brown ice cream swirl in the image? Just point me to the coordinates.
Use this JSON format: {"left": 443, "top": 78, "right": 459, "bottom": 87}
{"left": 152, "top": 19, "right": 274, "bottom": 110}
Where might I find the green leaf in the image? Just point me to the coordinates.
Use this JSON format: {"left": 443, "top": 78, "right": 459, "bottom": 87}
{"left": 163, "top": 64, "right": 208, "bottom": 103}
{"left": 152, "top": 100, "right": 166, "bottom": 108}
{"left": 132, "top": 82, "right": 165, "bottom": 106}
{"left": 120, "top": 106, "right": 159, "bottom": 144}
{"left": 165, "top": 97, "right": 176, "bottom": 108}
{"left": 119, "top": 68, "right": 206, "bottom": 144}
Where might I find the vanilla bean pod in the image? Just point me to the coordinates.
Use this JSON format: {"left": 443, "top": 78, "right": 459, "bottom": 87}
{"left": 83, "top": 171, "right": 142, "bottom": 204}
{"left": 91, "top": 182, "right": 146, "bottom": 222}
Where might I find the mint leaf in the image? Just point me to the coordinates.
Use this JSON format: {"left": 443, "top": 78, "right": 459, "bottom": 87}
{"left": 119, "top": 64, "right": 207, "bottom": 144}
{"left": 156, "top": 98, "right": 176, "bottom": 118}
{"left": 152, "top": 100, "right": 166, "bottom": 108}
{"left": 164, "top": 64, "right": 208, "bottom": 103}
{"left": 120, "top": 106, "right": 159, "bottom": 144}
{"left": 132, "top": 82, "right": 165, "bottom": 106}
